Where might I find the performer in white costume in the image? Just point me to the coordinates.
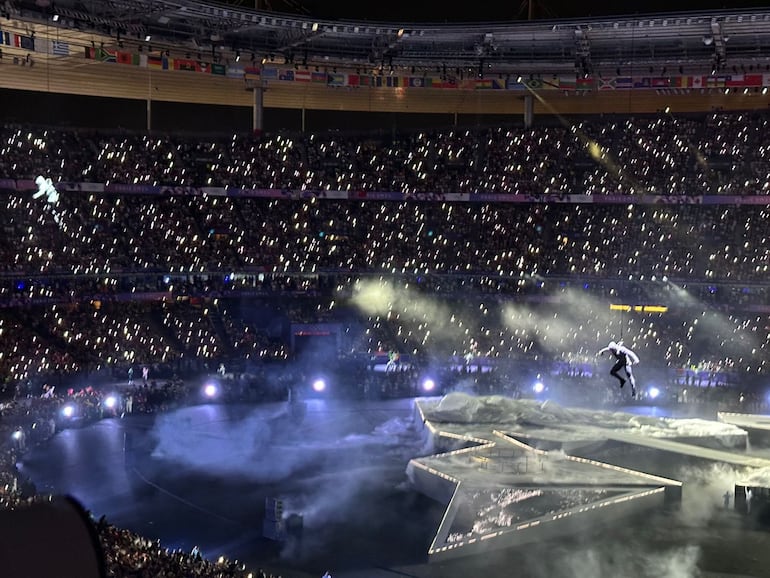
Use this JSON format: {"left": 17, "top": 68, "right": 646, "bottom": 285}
{"left": 597, "top": 340, "right": 640, "bottom": 397}
{"left": 33, "top": 175, "right": 62, "bottom": 225}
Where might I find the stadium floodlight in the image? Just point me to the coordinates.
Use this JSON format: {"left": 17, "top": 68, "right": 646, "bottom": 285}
{"left": 649, "top": 386, "right": 660, "bottom": 399}
{"left": 422, "top": 378, "right": 436, "bottom": 392}
{"left": 103, "top": 395, "right": 118, "bottom": 409}
{"left": 533, "top": 381, "right": 545, "bottom": 394}
{"left": 61, "top": 404, "right": 76, "bottom": 418}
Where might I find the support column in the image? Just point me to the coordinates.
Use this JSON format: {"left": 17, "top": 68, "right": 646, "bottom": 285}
{"left": 146, "top": 69, "right": 152, "bottom": 132}
{"left": 252, "top": 83, "right": 264, "bottom": 132}
{"left": 524, "top": 94, "right": 534, "bottom": 128}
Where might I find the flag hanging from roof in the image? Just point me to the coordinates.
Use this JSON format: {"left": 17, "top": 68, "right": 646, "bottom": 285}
{"left": 173, "top": 58, "right": 200, "bottom": 71}
{"left": 598, "top": 77, "right": 616, "bottom": 90}
{"left": 51, "top": 40, "right": 70, "bottom": 56}
{"left": 615, "top": 77, "right": 633, "bottom": 89}
{"left": 576, "top": 76, "right": 595, "bottom": 90}
{"left": 13, "top": 34, "right": 34, "bottom": 50}
{"left": 226, "top": 65, "right": 244, "bottom": 78}
{"left": 150, "top": 54, "right": 167, "bottom": 69}
{"left": 244, "top": 66, "right": 261, "bottom": 80}
{"left": 116, "top": 51, "right": 136, "bottom": 65}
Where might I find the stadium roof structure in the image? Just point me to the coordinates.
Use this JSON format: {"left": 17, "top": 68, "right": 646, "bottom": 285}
{"left": 10, "top": 0, "right": 770, "bottom": 78}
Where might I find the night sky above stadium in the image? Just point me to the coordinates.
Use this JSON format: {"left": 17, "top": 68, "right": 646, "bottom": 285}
{"left": 261, "top": 0, "right": 770, "bottom": 23}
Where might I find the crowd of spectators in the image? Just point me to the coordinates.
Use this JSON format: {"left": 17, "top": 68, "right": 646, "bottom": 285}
{"left": 2, "top": 112, "right": 770, "bottom": 195}
{"left": 1, "top": 111, "right": 770, "bottom": 576}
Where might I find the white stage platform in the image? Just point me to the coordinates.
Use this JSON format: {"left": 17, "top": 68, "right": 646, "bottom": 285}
{"left": 408, "top": 393, "right": 760, "bottom": 563}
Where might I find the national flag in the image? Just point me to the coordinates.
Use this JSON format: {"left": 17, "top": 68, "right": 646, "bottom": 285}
{"left": 598, "top": 77, "right": 616, "bottom": 90}
{"left": 651, "top": 77, "right": 670, "bottom": 88}
{"left": 408, "top": 76, "right": 425, "bottom": 88}
{"left": 524, "top": 78, "right": 543, "bottom": 89}
{"left": 386, "top": 76, "right": 401, "bottom": 87}
{"left": 150, "top": 54, "right": 167, "bottom": 69}
{"left": 244, "top": 66, "right": 261, "bottom": 80}
{"left": 311, "top": 71, "right": 327, "bottom": 83}
{"left": 347, "top": 74, "right": 360, "bottom": 87}
{"left": 174, "top": 58, "right": 200, "bottom": 72}
{"left": 116, "top": 51, "right": 134, "bottom": 65}
{"left": 211, "top": 62, "right": 226, "bottom": 76}
{"left": 576, "top": 76, "right": 595, "bottom": 90}
{"left": 705, "top": 75, "right": 726, "bottom": 88}
{"left": 615, "top": 77, "right": 633, "bottom": 89}
{"left": 96, "top": 47, "right": 116, "bottom": 63}
{"left": 726, "top": 74, "right": 762, "bottom": 87}
{"left": 558, "top": 76, "right": 576, "bottom": 90}
{"left": 260, "top": 67, "right": 277, "bottom": 80}
{"left": 226, "top": 65, "right": 244, "bottom": 78}
{"left": 13, "top": 34, "right": 34, "bottom": 51}
{"left": 0, "top": 30, "right": 8, "bottom": 45}
{"left": 692, "top": 76, "right": 703, "bottom": 89}
{"left": 633, "top": 77, "right": 651, "bottom": 89}
{"left": 358, "top": 74, "right": 372, "bottom": 87}
{"left": 327, "top": 73, "right": 346, "bottom": 86}
{"left": 294, "top": 69, "right": 311, "bottom": 82}
{"left": 744, "top": 74, "right": 763, "bottom": 87}
{"left": 51, "top": 40, "right": 70, "bottom": 56}
{"left": 671, "top": 76, "right": 691, "bottom": 88}
{"left": 278, "top": 69, "right": 295, "bottom": 81}
{"left": 198, "top": 61, "right": 210, "bottom": 74}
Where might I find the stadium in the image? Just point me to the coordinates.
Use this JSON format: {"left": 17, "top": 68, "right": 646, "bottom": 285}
{"left": 3, "top": 1, "right": 770, "bottom": 577}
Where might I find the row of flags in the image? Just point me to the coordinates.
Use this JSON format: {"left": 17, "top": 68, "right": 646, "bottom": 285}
{"left": 3, "top": 29, "right": 770, "bottom": 92}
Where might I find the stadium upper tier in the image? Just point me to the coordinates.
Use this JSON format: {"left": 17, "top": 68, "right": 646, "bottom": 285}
{"left": 0, "top": 115, "right": 768, "bottom": 284}
{"left": 1, "top": 113, "right": 769, "bottom": 195}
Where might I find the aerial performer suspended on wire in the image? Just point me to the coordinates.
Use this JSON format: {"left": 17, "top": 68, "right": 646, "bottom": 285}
{"left": 597, "top": 340, "right": 639, "bottom": 398}
{"left": 33, "top": 175, "right": 63, "bottom": 226}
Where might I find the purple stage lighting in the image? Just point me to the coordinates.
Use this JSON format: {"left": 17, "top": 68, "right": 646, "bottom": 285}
{"left": 312, "top": 379, "right": 326, "bottom": 393}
